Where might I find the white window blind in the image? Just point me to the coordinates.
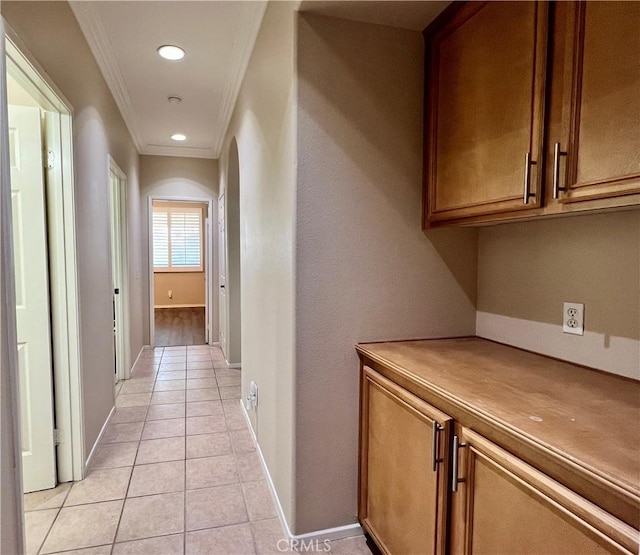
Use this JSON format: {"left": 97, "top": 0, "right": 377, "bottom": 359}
{"left": 153, "top": 211, "right": 169, "bottom": 268}
{"left": 153, "top": 205, "right": 203, "bottom": 271}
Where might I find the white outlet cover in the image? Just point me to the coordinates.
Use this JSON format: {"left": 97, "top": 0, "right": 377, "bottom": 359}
{"left": 563, "top": 302, "right": 584, "bottom": 336}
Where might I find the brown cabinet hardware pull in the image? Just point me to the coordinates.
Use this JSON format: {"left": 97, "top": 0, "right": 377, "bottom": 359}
{"left": 552, "top": 142, "right": 568, "bottom": 199}
{"left": 523, "top": 152, "right": 537, "bottom": 204}
{"left": 451, "top": 435, "right": 467, "bottom": 492}
{"left": 431, "top": 420, "right": 444, "bottom": 471}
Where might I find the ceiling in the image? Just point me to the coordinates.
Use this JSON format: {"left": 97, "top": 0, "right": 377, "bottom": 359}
{"left": 70, "top": 1, "right": 267, "bottom": 159}
{"left": 70, "top": 1, "right": 448, "bottom": 160}
{"left": 299, "top": 1, "right": 449, "bottom": 32}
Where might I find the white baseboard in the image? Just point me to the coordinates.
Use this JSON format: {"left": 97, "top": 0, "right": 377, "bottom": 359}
{"left": 227, "top": 363, "right": 241, "bottom": 369}
{"left": 130, "top": 346, "right": 145, "bottom": 374}
{"left": 209, "top": 341, "right": 220, "bottom": 347}
{"left": 84, "top": 405, "right": 115, "bottom": 477}
{"left": 154, "top": 304, "right": 205, "bottom": 309}
{"left": 239, "top": 401, "right": 363, "bottom": 543}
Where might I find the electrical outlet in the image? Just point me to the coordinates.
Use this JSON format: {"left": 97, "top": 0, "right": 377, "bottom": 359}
{"left": 563, "top": 302, "right": 584, "bottom": 336}
{"left": 244, "top": 381, "right": 258, "bottom": 410}
{"left": 250, "top": 381, "right": 258, "bottom": 407}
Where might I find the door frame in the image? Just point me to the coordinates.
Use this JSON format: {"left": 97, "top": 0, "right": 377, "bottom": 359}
{"left": 148, "top": 195, "right": 214, "bottom": 347}
{"left": 4, "top": 28, "right": 85, "bottom": 482}
{"left": 217, "top": 189, "right": 227, "bottom": 357}
{"left": 108, "top": 157, "right": 131, "bottom": 381}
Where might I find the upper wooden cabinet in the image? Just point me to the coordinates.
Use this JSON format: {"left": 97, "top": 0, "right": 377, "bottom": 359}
{"left": 424, "top": 2, "right": 549, "bottom": 223}
{"left": 556, "top": 2, "right": 640, "bottom": 203}
{"left": 423, "top": 1, "right": 640, "bottom": 227}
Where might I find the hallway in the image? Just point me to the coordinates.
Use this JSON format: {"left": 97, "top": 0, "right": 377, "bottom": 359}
{"left": 0, "top": 2, "right": 478, "bottom": 550}
{"left": 23, "top": 345, "right": 370, "bottom": 554}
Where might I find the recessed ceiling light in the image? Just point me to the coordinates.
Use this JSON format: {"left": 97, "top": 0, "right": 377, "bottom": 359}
{"left": 158, "top": 45, "right": 185, "bottom": 61}
{"left": 171, "top": 133, "right": 187, "bottom": 142}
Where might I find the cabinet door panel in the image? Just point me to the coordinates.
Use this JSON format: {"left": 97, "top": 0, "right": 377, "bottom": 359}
{"left": 559, "top": 2, "right": 640, "bottom": 202}
{"left": 425, "top": 1, "right": 548, "bottom": 223}
{"left": 359, "top": 367, "right": 451, "bottom": 555}
{"left": 451, "top": 427, "right": 636, "bottom": 555}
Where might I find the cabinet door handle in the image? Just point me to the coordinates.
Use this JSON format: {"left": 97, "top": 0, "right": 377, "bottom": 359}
{"left": 451, "top": 435, "right": 467, "bottom": 492}
{"left": 552, "top": 142, "right": 567, "bottom": 199}
{"left": 523, "top": 152, "right": 537, "bottom": 204}
{"left": 431, "top": 420, "right": 444, "bottom": 471}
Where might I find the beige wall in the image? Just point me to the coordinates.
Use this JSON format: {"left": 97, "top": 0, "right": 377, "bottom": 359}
{"left": 295, "top": 14, "right": 477, "bottom": 534}
{"left": 2, "top": 1, "right": 145, "bottom": 459}
{"left": 477, "top": 211, "right": 640, "bottom": 379}
{"left": 154, "top": 273, "right": 206, "bottom": 307}
{"left": 140, "top": 156, "right": 219, "bottom": 342}
{"left": 217, "top": 0, "right": 298, "bottom": 527}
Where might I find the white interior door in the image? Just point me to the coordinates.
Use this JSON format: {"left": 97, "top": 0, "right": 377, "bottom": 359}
{"left": 109, "top": 161, "right": 131, "bottom": 379}
{"left": 9, "top": 104, "right": 57, "bottom": 493}
{"left": 109, "top": 170, "right": 123, "bottom": 382}
{"left": 218, "top": 193, "right": 228, "bottom": 356}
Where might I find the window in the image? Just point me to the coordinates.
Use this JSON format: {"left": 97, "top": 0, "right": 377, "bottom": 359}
{"left": 153, "top": 204, "right": 203, "bottom": 272}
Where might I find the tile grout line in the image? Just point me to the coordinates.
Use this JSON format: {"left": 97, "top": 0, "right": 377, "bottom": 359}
{"left": 48, "top": 542, "right": 112, "bottom": 555}
{"left": 109, "top": 348, "right": 159, "bottom": 554}
{"left": 183, "top": 400, "right": 188, "bottom": 554}
{"left": 121, "top": 345, "right": 189, "bottom": 550}
{"left": 34, "top": 505, "right": 61, "bottom": 555}
{"left": 184, "top": 346, "right": 192, "bottom": 555}
{"left": 35, "top": 346, "right": 241, "bottom": 555}
{"left": 40, "top": 348, "right": 154, "bottom": 555}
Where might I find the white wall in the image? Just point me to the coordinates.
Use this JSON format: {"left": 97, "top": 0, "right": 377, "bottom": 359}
{"left": 139, "top": 155, "right": 219, "bottom": 343}
{"left": 1, "top": 1, "right": 144, "bottom": 458}
{"left": 217, "top": 0, "right": 298, "bottom": 527}
{"left": 295, "top": 13, "right": 477, "bottom": 533}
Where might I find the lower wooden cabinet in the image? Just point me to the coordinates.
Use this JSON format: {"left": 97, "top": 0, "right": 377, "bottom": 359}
{"left": 449, "top": 427, "right": 636, "bottom": 555}
{"left": 359, "top": 367, "right": 451, "bottom": 555}
{"left": 358, "top": 365, "right": 638, "bottom": 555}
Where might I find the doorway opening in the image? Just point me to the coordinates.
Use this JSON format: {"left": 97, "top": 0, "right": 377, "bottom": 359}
{"left": 4, "top": 33, "right": 84, "bottom": 495}
{"left": 108, "top": 158, "right": 131, "bottom": 381}
{"left": 149, "top": 198, "right": 212, "bottom": 346}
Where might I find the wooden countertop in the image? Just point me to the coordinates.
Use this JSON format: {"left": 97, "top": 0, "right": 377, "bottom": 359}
{"left": 356, "top": 337, "right": 640, "bottom": 517}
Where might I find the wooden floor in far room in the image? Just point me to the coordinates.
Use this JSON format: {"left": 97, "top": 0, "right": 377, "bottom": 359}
{"left": 154, "top": 307, "right": 205, "bottom": 346}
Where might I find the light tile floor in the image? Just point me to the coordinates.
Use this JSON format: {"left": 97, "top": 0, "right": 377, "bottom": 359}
{"left": 24, "top": 345, "right": 370, "bottom": 555}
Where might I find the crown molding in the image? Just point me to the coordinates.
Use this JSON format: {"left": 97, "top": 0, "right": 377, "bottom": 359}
{"left": 212, "top": 2, "right": 267, "bottom": 156}
{"left": 142, "top": 144, "right": 216, "bottom": 160}
{"left": 71, "top": 1, "right": 266, "bottom": 159}
{"left": 69, "top": 1, "right": 145, "bottom": 152}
